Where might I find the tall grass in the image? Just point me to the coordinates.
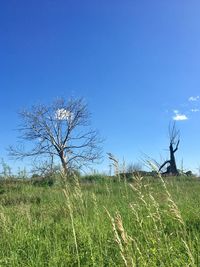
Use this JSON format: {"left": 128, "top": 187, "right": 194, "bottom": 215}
{"left": 0, "top": 174, "right": 200, "bottom": 266}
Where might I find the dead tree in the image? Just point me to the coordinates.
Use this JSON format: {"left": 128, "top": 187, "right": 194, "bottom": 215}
{"left": 159, "top": 123, "right": 180, "bottom": 176}
{"left": 8, "top": 97, "right": 103, "bottom": 175}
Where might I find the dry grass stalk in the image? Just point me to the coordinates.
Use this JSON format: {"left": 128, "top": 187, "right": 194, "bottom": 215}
{"left": 91, "top": 193, "right": 99, "bottom": 217}
{"left": 107, "top": 153, "right": 120, "bottom": 181}
{"left": 0, "top": 210, "right": 10, "bottom": 233}
{"left": 146, "top": 160, "right": 185, "bottom": 225}
{"left": 105, "top": 208, "right": 133, "bottom": 267}
{"left": 73, "top": 175, "right": 84, "bottom": 205}
{"left": 182, "top": 239, "right": 195, "bottom": 266}
{"left": 63, "top": 188, "right": 80, "bottom": 267}
{"left": 105, "top": 183, "right": 111, "bottom": 196}
{"left": 145, "top": 160, "right": 196, "bottom": 264}
{"left": 149, "top": 193, "right": 164, "bottom": 229}
{"left": 18, "top": 204, "right": 32, "bottom": 225}
{"left": 115, "top": 212, "right": 128, "bottom": 246}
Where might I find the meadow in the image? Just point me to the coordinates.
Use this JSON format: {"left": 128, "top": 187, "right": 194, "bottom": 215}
{"left": 0, "top": 174, "right": 200, "bottom": 266}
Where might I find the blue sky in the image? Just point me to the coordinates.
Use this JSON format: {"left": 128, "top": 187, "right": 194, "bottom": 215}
{"left": 1, "top": 0, "right": 200, "bottom": 174}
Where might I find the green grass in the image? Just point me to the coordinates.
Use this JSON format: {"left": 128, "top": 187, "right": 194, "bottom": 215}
{"left": 0, "top": 176, "right": 200, "bottom": 266}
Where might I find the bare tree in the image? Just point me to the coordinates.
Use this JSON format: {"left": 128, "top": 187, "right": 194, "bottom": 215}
{"left": 159, "top": 123, "right": 180, "bottom": 175}
{"left": 9, "top": 97, "right": 103, "bottom": 175}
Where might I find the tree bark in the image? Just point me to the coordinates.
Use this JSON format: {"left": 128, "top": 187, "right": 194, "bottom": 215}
{"left": 59, "top": 151, "right": 68, "bottom": 175}
{"left": 168, "top": 143, "right": 179, "bottom": 175}
{"left": 159, "top": 141, "right": 180, "bottom": 175}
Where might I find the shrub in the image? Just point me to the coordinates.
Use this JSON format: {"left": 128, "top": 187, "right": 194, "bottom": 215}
{"left": 31, "top": 174, "right": 55, "bottom": 187}
{"left": 80, "top": 174, "right": 108, "bottom": 183}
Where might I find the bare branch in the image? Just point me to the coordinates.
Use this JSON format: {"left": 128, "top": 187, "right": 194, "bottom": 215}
{"left": 8, "top": 97, "right": 103, "bottom": 175}
{"left": 158, "top": 160, "right": 171, "bottom": 172}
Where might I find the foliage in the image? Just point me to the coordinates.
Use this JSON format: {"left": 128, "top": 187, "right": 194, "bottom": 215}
{"left": 31, "top": 174, "right": 55, "bottom": 187}
{"left": 0, "top": 159, "right": 12, "bottom": 179}
{"left": 81, "top": 173, "right": 108, "bottom": 183}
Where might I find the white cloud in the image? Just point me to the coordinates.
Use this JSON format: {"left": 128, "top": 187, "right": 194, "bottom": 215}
{"left": 55, "top": 108, "right": 72, "bottom": 120}
{"left": 173, "top": 114, "right": 188, "bottom": 121}
{"left": 173, "top": 109, "right": 179, "bottom": 114}
{"left": 191, "top": 108, "right": 199, "bottom": 112}
{"left": 188, "top": 96, "right": 199, "bottom": 101}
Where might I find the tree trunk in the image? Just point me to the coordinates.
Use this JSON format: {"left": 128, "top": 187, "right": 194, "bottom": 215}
{"left": 168, "top": 144, "right": 179, "bottom": 175}
{"left": 159, "top": 143, "right": 179, "bottom": 176}
{"left": 159, "top": 123, "right": 180, "bottom": 176}
{"left": 59, "top": 151, "right": 68, "bottom": 175}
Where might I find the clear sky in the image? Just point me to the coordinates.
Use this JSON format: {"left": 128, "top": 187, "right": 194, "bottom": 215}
{"left": 1, "top": 0, "right": 200, "bottom": 174}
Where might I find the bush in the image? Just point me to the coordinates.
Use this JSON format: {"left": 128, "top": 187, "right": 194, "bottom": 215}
{"left": 31, "top": 174, "right": 55, "bottom": 187}
{"left": 80, "top": 174, "right": 108, "bottom": 183}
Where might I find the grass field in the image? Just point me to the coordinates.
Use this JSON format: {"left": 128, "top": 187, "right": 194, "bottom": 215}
{"left": 0, "top": 174, "right": 200, "bottom": 266}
